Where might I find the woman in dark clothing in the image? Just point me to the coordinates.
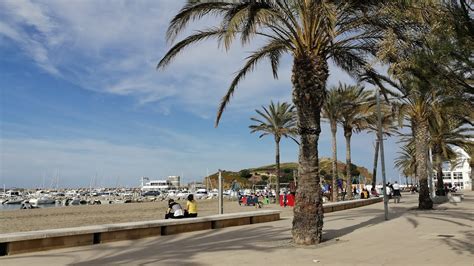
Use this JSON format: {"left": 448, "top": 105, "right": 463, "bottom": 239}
{"left": 165, "top": 199, "right": 184, "bottom": 219}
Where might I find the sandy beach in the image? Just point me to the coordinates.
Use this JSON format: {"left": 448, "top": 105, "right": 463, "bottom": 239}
{"left": 0, "top": 199, "right": 294, "bottom": 234}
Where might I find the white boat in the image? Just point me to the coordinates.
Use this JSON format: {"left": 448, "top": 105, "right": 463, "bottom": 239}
{"left": 65, "top": 190, "right": 79, "bottom": 197}
{"left": 176, "top": 190, "right": 189, "bottom": 199}
{"left": 163, "top": 190, "right": 177, "bottom": 199}
{"left": 63, "top": 197, "right": 82, "bottom": 206}
{"left": 4, "top": 197, "right": 24, "bottom": 204}
{"left": 29, "top": 196, "right": 56, "bottom": 205}
{"left": 194, "top": 189, "right": 209, "bottom": 199}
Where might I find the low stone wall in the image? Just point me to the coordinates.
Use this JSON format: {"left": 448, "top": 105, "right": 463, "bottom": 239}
{"left": 0, "top": 210, "right": 280, "bottom": 256}
{"left": 323, "top": 197, "right": 383, "bottom": 213}
{"left": 0, "top": 197, "right": 383, "bottom": 256}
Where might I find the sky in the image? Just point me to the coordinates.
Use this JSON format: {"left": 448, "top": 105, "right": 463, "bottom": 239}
{"left": 0, "top": 0, "right": 403, "bottom": 188}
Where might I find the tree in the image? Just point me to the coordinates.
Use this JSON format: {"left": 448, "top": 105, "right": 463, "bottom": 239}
{"left": 374, "top": 0, "right": 473, "bottom": 208}
{"left": 337, "top": 84, "right": 372, "bottom": 199}
{"left": 249, "top": 101, "right": 297, "bottom": 201}
{"left": 239, "top": 169, "right": 252, "bottom": 179}
{"left": 394, "top": 139, "right": 417, "bottom": 184}
{"left": 429, "top": 114, "right": 473, "bottom": 195}
{"left": 364, "top": 104, "right": 398, "bottom": 188}
{"left": 322, "top": 87, "right": 345, "bottom": 201}
{"left": 158, "top": 0, "right": 412, "bottom": 245}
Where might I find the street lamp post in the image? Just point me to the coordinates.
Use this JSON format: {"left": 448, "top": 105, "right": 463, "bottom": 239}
{"left": 376, "top": 88, "right": 389, "bottom": 221}
{"left": 218, "top": 169, "right": 223, "bottom": 214}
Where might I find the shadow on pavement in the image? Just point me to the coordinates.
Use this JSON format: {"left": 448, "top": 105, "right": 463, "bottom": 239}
{"left": 2, "top": 225, "right": 290, "bottom": 265}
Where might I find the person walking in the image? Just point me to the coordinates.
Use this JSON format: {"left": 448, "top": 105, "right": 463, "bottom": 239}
{"left": 385, "top": 184, "right": 392, "bottom": 200}
{"left": 392, "top": 181, "right": 401, "bottom": 203}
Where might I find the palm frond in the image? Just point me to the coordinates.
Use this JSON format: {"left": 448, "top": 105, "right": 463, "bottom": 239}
{"left": 166, "top": 2, "right": 232, "bottom": 43}
{"left": 215, "top": 39, "right": 288, "bottom": 126}
{"left": 158, "top": 28, "right": 227, "bottom": 69}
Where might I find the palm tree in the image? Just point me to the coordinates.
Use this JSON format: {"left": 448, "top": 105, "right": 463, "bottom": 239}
{"left": 394, "top": 140, "right": 417, "bottom": 184}
{"left": 375, "top": 1, "right": 473, "bottom": 209}
{"left": 429, "top": 115, "right": 473, "bottom": 195}
{"left": 322, "top": 87, "right": 344, "bottom": 202}
{"left": 158, "top": 0, "right": 412, "bottom": 245}
{"left": 249, "top": 101, "right": 297, "bottom": 200}
{"left": 337, "top": 84, "right": 372, "bottom": 199}
{"left": 396, "top": 80, "right": 438, "bottom": 209}
{"left": 364, "top": 102, "right": 398, "bottom": 188}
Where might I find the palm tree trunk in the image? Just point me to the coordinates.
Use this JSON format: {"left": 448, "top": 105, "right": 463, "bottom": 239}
{"left": 275, "top": 138, "right": 281, "bottom": 204}
{"left": 371, "top": 138, "right": 379, "bottom": 188}
{"left": 331, "top": 123, "right": 338, "bottom": 202}
{"left": 414, "top": 119, "right": 433, "bottom": 209}
{"left": 434, "top": 149, "right": 445, "bottom": 196}
{"left": 344, "top": 129, "right": 353, "bottom": 199}
{"left": 291, "top": 54, "right": 326, "bottom": 245}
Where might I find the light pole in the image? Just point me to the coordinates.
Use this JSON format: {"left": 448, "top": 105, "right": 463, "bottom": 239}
{"left": 428, "top": 148, "right": 435, "bottom": 197}
{"left": 376, "top": 88, "right": 389, "bottom": 221}
{"left": 218, "top": 169, "right": 223, "bottom": 214}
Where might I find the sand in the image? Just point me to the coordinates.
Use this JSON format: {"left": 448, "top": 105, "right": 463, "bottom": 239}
{"left": 0, "top": 199, "right": 294, "bottom": 234}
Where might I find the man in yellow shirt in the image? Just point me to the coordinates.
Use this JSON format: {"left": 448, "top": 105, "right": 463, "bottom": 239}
{"left": 185, "top": 194, "right": 198, "bottom": 218}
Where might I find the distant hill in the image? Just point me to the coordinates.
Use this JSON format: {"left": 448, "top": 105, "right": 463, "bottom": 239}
{"left": 204, "top": 158, "right": 372, "bottom": 189}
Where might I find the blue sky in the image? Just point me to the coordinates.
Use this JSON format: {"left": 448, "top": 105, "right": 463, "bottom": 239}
{"left": 0, "top": 0, "right": 402, "bottom": 188}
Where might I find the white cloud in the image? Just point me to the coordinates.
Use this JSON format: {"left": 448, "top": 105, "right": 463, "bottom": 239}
{"left": 0, "top": 0, "right": 357, "bottom": 120}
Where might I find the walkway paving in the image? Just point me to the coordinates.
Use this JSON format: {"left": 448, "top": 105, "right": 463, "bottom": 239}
{"left": 1, "top": 192, "right": 472, "bottom": 265}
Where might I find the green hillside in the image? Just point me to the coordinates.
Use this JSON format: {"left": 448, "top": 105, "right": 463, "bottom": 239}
{"left": 204, "top": 159, "right": 373, "bottom": 189}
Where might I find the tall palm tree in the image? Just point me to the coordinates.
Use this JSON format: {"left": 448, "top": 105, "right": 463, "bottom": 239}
{"left": 364, "top": 102, "right": 398, "bottom": 188}
{"left": 376, "top": 1, "right": 473, "bottom": 209}
{"left": 394, "top": 140, "right": 416, "bottom": 183}
{"left": 395, "top": 79, "right": 473, "bottom": 209}
{"left": 158, "top": 0, "right": 412, "bottom": 245}
{"left": 322, "top": 87, "right": 344, "bottom": 202}
{"left": 337, "top": 84, "right": 372, "bottom": 199}
{"left": 396, "top": 80, "right": 439, "bottom": 209}
{"left": 249, "top": 101, "right": 297, "bottom": 200}
{"left": 429, "top": 115, "right": 473, "bottom": 195}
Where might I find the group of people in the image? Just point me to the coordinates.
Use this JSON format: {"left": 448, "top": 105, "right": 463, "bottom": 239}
{"left": 352, "top": 187, "right": 375, "bottom": 199}
{"left": 352, "top": 181, "right": 402, "bottom": 203}
{"left": 385, "top": 182, "right": 401, "bottom": 203}
{"left": 165, "top": 194, "right": 198, "bottom": 219}
{"left": 238, "top": 193, "right": 269, "bottom": 208}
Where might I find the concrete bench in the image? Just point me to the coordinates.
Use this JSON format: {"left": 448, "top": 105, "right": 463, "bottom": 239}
{"left": 0, "top": 210, "right": 280, "bottom": 256}
{"left": 323, "top": 197, "right": 383, "bottom": 213}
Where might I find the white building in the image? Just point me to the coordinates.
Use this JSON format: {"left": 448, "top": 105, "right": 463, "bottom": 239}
{"left": 434, "top": 147, "right": 472, "bottom": 191}
{"left": 140, "top": 176, "right": 181, "bottom": 191}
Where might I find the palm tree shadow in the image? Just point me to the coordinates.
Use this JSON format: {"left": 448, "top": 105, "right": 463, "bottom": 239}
{"left": 55, "top": 225, "right": 291, "bottom": 265}
{"left": 322, "top": 206, "right": 408, "bottom": 241}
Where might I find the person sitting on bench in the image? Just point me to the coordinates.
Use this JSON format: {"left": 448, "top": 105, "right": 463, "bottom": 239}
{"left": 165, "top": 199, "right": 184, "bottom": 219}
{"left": 185, "top": 194, "right": 198, "bottom": 218}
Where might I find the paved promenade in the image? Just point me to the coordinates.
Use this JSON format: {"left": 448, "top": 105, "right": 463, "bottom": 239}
{"left": 1, "top": 192, "right": 472, "bottom": 265}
